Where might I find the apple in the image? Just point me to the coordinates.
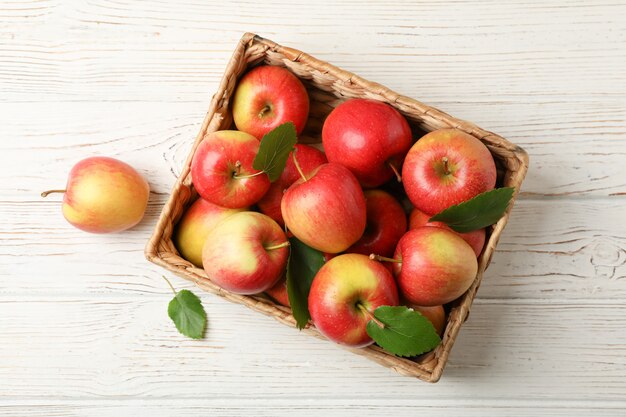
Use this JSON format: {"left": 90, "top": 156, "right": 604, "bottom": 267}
{"left": 265, "top": 276, "right": 290, "bottom": 307}
{"left": 322, "top": 99, "right": 413, "bottom": 188}
{"left": 376, "top": 227, "right": 477, "bottom": 306}
{"left": 265, "top": 250, "right": 333, "bottom": 308}
{"left": 173, "top": 198, "right": 246, "bottom": 267}
{"left": 191, "top": 130, "right": 270, "bottom": 208}
{"left": 257, "top": 144, "right": 327, "bottom": 226}
{"left": 232, "top": 65, "right": 310, "bottom": 139}
{"left": 281, "top": 163, "right": 366, "bottom": 253}
{"left": 347, "top": 190, "right": 407, "bottom": 257}
{"left": 409, "top": 207, "right": 486, "bottom": 257}
{"left": 402, "top": 128, "right": 497, "bottom": 215}
{"left": 41, "top": 156, "right": 149, "bottom": 233}
{"left": 308, "top": 253, "right": 399, "bottom": 347}
{"left": 265, "top": 260, "right": 334, "bottom": 308}
{"left": 406, "top": 303, "right": 446, "bottom": 336}
{"left": 202, "top": 211, "right": 289, "bottom": 295}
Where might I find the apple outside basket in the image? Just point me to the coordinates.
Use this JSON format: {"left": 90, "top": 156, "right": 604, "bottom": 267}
{"left": 145, "top": 33, "right": 529, "bottom": 383}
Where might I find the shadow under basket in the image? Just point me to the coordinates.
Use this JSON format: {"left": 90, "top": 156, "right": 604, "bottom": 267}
{"left": 145, "top": 32, "right": 529, "bottom": 383}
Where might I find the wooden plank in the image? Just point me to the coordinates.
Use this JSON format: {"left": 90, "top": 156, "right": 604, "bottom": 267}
{"left": 1, "top": 1, "right": 624, "bottom": 106}
{"left": 1, "top": 99, "right": 625, "bottom": 201}
{"left": 1, "top": 399, "right": 625, "bottom": 417}
{"left": 0, "top": 297, "right": 624, "bottom": 400}
{"left": 485, "top": 198, "right": 626, "bottom": 299}
{"left": 1, "top": 197, "right": 624, "bottom": 300}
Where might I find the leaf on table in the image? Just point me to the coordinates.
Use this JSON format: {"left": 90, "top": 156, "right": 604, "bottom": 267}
{"left": 253, "top": 122, "right": 298, "bottom": 182}
{"left": 168, "top": 289, "right": 207, "bottom": 339}
{"left": 429, "top": 187, "right": 515, "bottom": 233}
{"left": 286, "top": 237, "right": 326, "bottom": 329}
{"left": 366, "top": 305, "right": 441, "bottom": 357}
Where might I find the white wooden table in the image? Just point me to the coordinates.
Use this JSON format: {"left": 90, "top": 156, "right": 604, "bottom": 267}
{"left": 2, "top": 1, "right": 625, "bottom": 415}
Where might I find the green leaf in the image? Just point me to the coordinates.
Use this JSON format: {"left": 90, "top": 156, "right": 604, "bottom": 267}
{"left": 253, "top": 122, "right": 298, "bottom": 182}
{"left": 286, "top": 237, "right": 326, "bottom": 329}
{"left": 366, "top": 306, "right": 441, "bottom": 357}
{"left": 429, "top": 187, "right": 515, "bottom": 233}
{"left": 168, "top": 289, "right": 207, "bottom": 339}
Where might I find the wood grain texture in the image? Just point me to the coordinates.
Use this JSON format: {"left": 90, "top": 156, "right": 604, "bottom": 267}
{"left": 1, "top": 297, "right": 625, "bottom": 400}
{"left": 1, "top": 0, "right": 625, "bottom": 415}
{"left": 1, "top": 400, "right": 626, "bottom": 417}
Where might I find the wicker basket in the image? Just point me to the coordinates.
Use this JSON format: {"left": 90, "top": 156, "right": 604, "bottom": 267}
{"left": 145, "top": 32, "right": 529, "bottom": 383}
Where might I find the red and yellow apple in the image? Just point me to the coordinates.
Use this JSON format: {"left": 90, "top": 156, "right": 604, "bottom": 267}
{"left": 191, "top": 130, "right": 270, "bottom": 208}
{"left": 173, "top": 198, "right": 246, "bottom": 267}
{"left": 41, "top": 156, "right": 149, "bottom": 233}
{"left": 409, "top": 207, "right": 486, "bottom": 257}
{"left": 281, "top": 163, "right": 366, "bottom": 253}
{"left": 402, "top": 129, "right": 496, "bottom": 215}
{"left": 308, "top": 253, "right": 399, "bottom": 347}
{"left": 202, "top": 212, "right": 289, "bottom": 294}
{"left": 389, "top": 227, "right": 478, "bottom": 306}
{"left": 322, "top": 99, "right": 413, "bottom": 188}
{"left": 347, "top": 189, "right": 407, "bottom": 257}
{"left": 232, "top": 65, "right": 310, "bottom": 140}
{"left": 257, "top": 144, "right": 327, "bottom": 226}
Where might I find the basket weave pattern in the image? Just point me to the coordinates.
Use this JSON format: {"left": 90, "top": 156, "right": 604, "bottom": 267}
{"left": 145, "top": 33, "right": 529, "bottom": 382}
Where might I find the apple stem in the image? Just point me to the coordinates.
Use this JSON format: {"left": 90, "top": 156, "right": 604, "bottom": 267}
{"left": 291, "top": 149, "right": 308, "bottom": 182}
{"left": 387, "top": 161, "right": 402, "bottom": 183}
{"left": 232, "top": 160, "right": 266, "bottom": 180}
{"left": 162, "top": 275, "right": 177, "bottom": 296}
{"left": 369, "top": 253, "right": 402, "bottom": 264}
{"left": 357, "top": 303, "right": 385, "bottom": 329}
{"left": 264, "top": 241, "right": 290, "bottom": 251}
{"left": 258, "top": 104, "right": 271, "bottom": 118}
{"left": 442, "top": 157, "right": 450, "bottom": 175}
{"left": 233, "top": 170, "right": 265, "bottom": 180}
{"left": 40, "top": 189, "right": 66, "bottom": 198}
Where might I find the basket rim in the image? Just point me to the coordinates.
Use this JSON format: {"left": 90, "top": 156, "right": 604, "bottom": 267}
{"left": 145, "top": 32, "right": 529, "bottom": 383}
